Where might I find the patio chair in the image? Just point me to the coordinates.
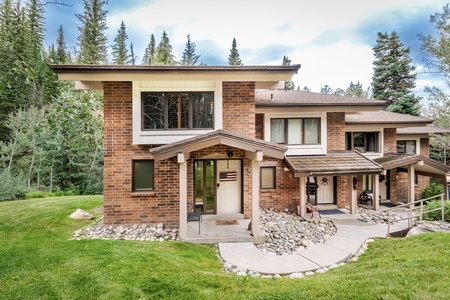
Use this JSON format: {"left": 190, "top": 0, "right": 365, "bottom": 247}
{"left": 187, "top": 202, "right": 202, "bottom": 234}
{"left": 358, "top": 190, "right": 373, "bottom": 206}
{"left": 306, "top": 202, "right": 321, "bottom": 219}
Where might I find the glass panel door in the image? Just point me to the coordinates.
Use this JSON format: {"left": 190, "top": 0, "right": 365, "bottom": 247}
{"left": 194, "top": 160, "right": 216, "bottom": 214}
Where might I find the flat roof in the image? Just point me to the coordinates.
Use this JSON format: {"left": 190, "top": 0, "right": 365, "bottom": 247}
{"left": 50, "top": 64, "right": 301, "bottom": 82}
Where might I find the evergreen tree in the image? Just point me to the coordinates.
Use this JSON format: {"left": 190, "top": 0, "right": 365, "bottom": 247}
{"left": 372, "top": 31, "right": 420, "bottom": 115}
{"left": 228, "top": 38, "right": 243, "bottom": 66}
{"left": 282, "top": 55, "right": 294, "bottom": 90}
{"left": 419, "top": 4, "right": 450, "bottom": 85}
{"left": 55, "top": 25, "right": 68, "bottom": 64}
{"left": 130, "top": 42, "right": 136, "bottom": 65}
{"left": 76, "top": 0, "right": 109, "bottom": 64}
{"left": 154, "top": 31, "right": 176, "bottom": 65}
{"left": 345, "top": 81, "right": 371, "bottom": 98}
{"left": 142, "top": 34, "right": 156, "bottom": 65}
{"left": 320, "top": 85, "right": 333, "bottom": 94}
{"left": 180, "top": 34, "right": 200, "bottom": 65}
{"left": 111, "top": 21, "right": 130, "bottom": 65}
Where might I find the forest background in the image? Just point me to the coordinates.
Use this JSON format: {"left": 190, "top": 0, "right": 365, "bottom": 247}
{"left": 1, "top": 0, "right": 450, "bottom": 200}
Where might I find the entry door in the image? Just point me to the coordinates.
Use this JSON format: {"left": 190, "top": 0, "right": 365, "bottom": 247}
{"left": 316, "top": 176, "right": 334, "bottom": 204}
{"left": 216, "top": 160, "right": 242, "bottom": 214}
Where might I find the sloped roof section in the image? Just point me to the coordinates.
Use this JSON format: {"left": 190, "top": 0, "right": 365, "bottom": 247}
{"left": 397, "top": 124, "right": 450, "bottom": 136}
{"left": 284, "top": 151, "right": 383, "bottom": 176}
{"left": 150, "top": 130, "right": 287, "bottom": 161}
{"left": 374, "top": 153, "right": 450, "bottom": 176}
{"left": 255, "top": 89, "right": 385, "bottom": 107}
{"left": 346, "top": 111, "right": 432, "bottom": 126}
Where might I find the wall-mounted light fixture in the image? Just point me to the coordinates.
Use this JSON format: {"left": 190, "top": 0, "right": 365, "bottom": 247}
{"left": 227, "top": 150, "right": 233, "bottom": 158}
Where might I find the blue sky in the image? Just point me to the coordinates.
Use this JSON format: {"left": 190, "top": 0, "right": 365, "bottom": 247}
{"left": 44, "top": 0, "right": 449, "bottom": 96}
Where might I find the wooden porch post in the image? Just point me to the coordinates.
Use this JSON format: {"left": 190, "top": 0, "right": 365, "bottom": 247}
{"left": 407, "top": 164, "right": 415, "bottom": 204}
{"left": 178, "top": 152, "right": 189, "bottom": 240}
{"left": 350, "top": 175, "right": 357, "bottom": 214}
{"left": 247, "top": 150, "right": 265, "bottom": 244}
{"left": 373, "top": 174, "right": 380, "bottom": 210}
{"left": 299, "top": 176, "right": 307, "bottom": 218}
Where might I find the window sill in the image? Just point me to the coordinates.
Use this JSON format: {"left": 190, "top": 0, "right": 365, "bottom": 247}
{"left": 260, "top": 188, "right": 276, "bottom": 192}
{"left": 131, "top": 191, "right": 156, "bottom": 197}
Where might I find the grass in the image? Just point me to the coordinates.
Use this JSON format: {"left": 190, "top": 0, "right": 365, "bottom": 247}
{"left": 0, "top": 196, "right": 450, "bottom": 299}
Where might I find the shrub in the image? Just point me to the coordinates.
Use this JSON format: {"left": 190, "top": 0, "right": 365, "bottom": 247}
{"left": 0, "top": 172, "right": 27, "bottom": 201}
{"left": 422, "top": 200, "right": 450, "bottom": 221}
{"left": 420, "top": 181, "right": 444, "bottom": 200}
{"left": 25, "top": 191, "right": 50, "bottom": 199}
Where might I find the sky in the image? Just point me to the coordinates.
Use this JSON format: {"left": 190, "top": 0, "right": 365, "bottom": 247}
{"left": 44, "top": 0, "right": 449, "bottom": 97}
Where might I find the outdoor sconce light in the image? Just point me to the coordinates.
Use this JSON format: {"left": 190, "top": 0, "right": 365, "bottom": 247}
{"left": 227, "top": 150, "right": 233, "bottom": 158}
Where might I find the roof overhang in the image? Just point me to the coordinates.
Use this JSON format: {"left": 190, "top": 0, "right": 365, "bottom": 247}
{"left": 150, "top": 129, "right": 287, "bottom": 161}
{"left": 51, "top": 64, "right": 301, "bottom": 85}
{"left": 374, "top": 154, "right": 450, "bottom": 177}
{"left": 284, "top": 151, "right": 383, "bottom": 177}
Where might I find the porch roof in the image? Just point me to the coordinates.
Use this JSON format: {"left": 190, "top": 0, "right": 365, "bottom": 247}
{"left": 150, "top": 129, "right": 287, "bottom": 161}
{"left": 374, "top": 153, "right": 450, "bottom": 176}
{"left": 284, "top": 151, "right": 383, "bottom": 177}
{"left": 345, "top": 111, "right": 432, "bottom": 127}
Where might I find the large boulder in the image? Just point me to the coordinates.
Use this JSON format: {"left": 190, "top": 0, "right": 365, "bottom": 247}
{"left": 70, "top": 208, "right": 94, "bottom": 220}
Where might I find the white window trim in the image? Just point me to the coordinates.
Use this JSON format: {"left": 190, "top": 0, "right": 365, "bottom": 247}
{"left": 264, "top": 112, "right": 327, "bottom": 155}
{"left": 132, "top": 81, "right": 223, "bottom": 145}
{"left": 397, "top": 137, "right": 420, "bottom": 155}
{"left": 345, "top": 127, "right": 384, "bottom": 159}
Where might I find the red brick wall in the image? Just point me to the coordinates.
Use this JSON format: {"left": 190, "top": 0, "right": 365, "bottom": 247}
{"left": 327, "top": 112, "right": 345, "bottom": 151}
{"left": 420, "top": 138, "right": 430, "bottom": 157}
{"left": 222, "top": 81, "right": 255, "bottom": 138}
{"left": 384, "top": 128, "right": 397, "bottom": 154}
{"left": 336, "top": 176, "right": 350, "bottom": 208}
{"left": 103, "top": 81, "right": 179, "bottom": 226}
{"left": 259, "top": 159, "right": 300, "bottom": 213}
{"left": 255, "top": 113, "right": 264, "bottom": 140}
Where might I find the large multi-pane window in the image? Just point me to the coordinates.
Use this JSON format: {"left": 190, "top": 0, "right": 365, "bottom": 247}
{"left": 142, "top": 92, "right": 214, "bottom": 130}
{"left": 346, "top": 132, "right": 379, "bottom": 153}
{"left": 132, "top": 160, "right": 154, "bottom": 192}
{"left": 270, "top": 118, "right": 320, "bottom": 145}
{"left": 397, "top": 140, "right": 416, "bottom": 154}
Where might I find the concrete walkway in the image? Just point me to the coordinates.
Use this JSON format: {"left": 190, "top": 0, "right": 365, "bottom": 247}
{"left": 219, "top": 210, "right": 410, "bottom": 275}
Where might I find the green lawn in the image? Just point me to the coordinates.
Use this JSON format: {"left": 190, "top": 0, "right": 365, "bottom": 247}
{"left": 0, "top": 196, "right": 449, "bottom": 299}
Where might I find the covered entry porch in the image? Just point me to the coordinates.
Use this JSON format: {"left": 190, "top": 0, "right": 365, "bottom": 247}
{"left": 150, "top": 130, "right": 287, "bottom": 243}
{"left": 284, "top": 151, "right": 384, "bottom": 217}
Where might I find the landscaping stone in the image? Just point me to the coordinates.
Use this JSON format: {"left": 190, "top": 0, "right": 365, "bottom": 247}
{"left": 70, "top": 208, "right": 94, "bottom": 220}
{"left": 406, "top": 221, "right": 450, "bottom": 237}
{"left": 287, "top": 272, "right": 304, "bottom": 279}
{"left": 357, "top": 207, "right": 402, "bottom": 224}
{"left": 257, "top": 208, "right": 337, "bottom": 255}
{"left": 71, "top": 219, "right": 178, "bottom": 241}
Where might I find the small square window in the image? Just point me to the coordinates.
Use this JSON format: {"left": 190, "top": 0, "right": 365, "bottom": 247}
{"left": 132, "top": 160, "right": 154, "bottom": 192}
{"left": 261, "top": 167, "right": 276, "bottom": 189}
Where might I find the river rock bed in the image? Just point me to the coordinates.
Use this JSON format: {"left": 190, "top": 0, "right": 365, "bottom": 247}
{"left": 257, "top": 208, "right": 337, "bottom": 255}
{"left": 71, "top": 219, "right": 178, "bottom": 241}
{"left": 357, "top": 206, "right": 403, "bottom": 224}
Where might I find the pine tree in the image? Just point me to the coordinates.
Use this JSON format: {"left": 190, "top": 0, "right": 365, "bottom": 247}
{"left": 55, "top": 25, "right": 68, "bottom": 64}
{"left": 282, "top": 55, "right": 294, "bottom": 90}
{"left": 228, "top": 38, "right": 243, "bottom": 66}
{"left": 372, "top": 31, "right": 420, "bottom": 115}
{"left": 345, "top": 81, "right": 371, "bottom": 98}
{"left": 154, "top": 31, "right": 176, "bottom": 65}
{"left": 180, "top": 34, "right": 200, "bottom": 65}
{"left": 76, "top": 0, "right": 109, "bottom": 64}
{"left": 130, "top": 42, "right": 136, "bottom": 65}
{"left": 111, "top": 21, "right": 130, "bottom": 65}
{"left": 142, "top": 34, "right": 156, "bottom": 65}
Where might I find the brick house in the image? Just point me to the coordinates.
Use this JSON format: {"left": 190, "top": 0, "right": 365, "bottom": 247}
{"left": 51, "top": 65, "right": 450, "bottom": 243}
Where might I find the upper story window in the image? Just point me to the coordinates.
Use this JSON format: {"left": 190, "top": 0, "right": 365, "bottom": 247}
{"left": 346, "top": 132, "right": 379, "bottom": 153}
{"left": 142, "top": 92, "right": 214, "bottom": 130}
{"left": 397, "top": 140, "right": 416, "bottom": 154}
{"left": 270, "top": 118, "right": 320, "bottom": 145}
